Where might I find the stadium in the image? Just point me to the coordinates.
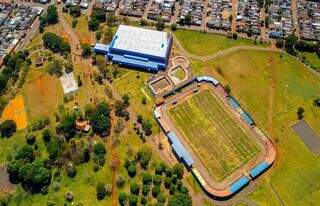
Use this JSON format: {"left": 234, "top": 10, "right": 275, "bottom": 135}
{"left": 153, "top": 76, "right": 276, "bottom": 199}
{"left": 93, "top": 25, "right": 173, "bottom": 72}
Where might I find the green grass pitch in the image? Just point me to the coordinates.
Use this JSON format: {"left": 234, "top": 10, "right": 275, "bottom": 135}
{"left": 169, "top": 89, "right": 261, "bottom": 181}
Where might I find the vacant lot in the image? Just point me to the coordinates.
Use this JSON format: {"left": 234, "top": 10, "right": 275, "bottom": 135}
{"left": 1, "top": 95, "right": 27, "bottom": 130}
{"left": 23, "top": 74, "right": 63, "bottom": 122}
{"left": 173, "top": 29, "right": 267, "bottom": 56}
{"left": 169, "top": 89, "right": 261, "bottom": 181}
{"left": 193, "top": 50, "right": 320, "bottom": 205}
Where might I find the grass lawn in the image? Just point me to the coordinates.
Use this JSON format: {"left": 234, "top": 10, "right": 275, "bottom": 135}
{"left": 300, "top": 52, "right": 320, "bottom": 72}
{"left": 170, "top": 66, "right": 186, "bottom": 81}
{"left": 62, "top": 14, "right": 94, "bottom": 44}
{"left": 113, "top": 69, "right": 156, "bottom": 126}
{"left": 169, "top": 89, "right": 261, "bottom": 181}
{"left": 194, "top": 50, "right": 320, "bottom": 205}
{"left": 173, "top": 29, "right": 267, "bottom": 56}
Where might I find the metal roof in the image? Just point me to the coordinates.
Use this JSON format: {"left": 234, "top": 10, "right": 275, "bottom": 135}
{"left": 167, "top": 131, "right": 194, "bottom": 167}
{"left": 229, "top": 176, "right": 249, "bottom": 193}
{"left": 110, "top": 25, "right": 170, "bottom": 59}
{"left": 249, "top": 161, "right": 270, "bottom": 178}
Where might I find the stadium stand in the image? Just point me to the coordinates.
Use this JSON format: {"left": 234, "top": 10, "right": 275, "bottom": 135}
{"left": 229, "top": 176, "right": 250, "bottom": 193}
{"left": 167, "top": 131, "right": 194, "bottom": 167}
{"left": 249, "top": 161, "right": 270, "bottom": 179}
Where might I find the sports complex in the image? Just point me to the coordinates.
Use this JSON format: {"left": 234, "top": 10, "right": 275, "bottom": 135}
{"left": 153, "top": 76, "right": 276, "bottom": 199}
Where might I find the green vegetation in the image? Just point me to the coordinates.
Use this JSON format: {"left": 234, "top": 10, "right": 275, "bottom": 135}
{"left": 299, "top": 51, "right": 320, "bottom": 72}
{"left": 170, "top": 66, "right": 186, "bottom": 81}
{"left": 169, "top": 89, "right": 261, "bottom": 181}
{"left": 0, "top": 120, "right": 17, "bottom": 138}
{"left": 39, "top": 5, "right": 59, "bottom": 32}
{"left": 194, "top": 50, "right": 320, "bottom": 205}
{"left": 173, "top": 29, "right": 266, "bottom": 56}
{"left": 42, "top": 32, "right": 71, "bottom": 55}
{"left": 88, "top": 9, "right": 106, "bottom": 31}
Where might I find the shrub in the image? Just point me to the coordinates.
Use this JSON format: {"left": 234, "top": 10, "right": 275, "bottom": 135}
{"left": 66, "top": 163, "right": 77, "bottom": 178}
{"left": 25, "top": 134, "right": 36, "bottom": 145}
{"left": 96, "top": 183, "right": 106, "bottom": 200}
{"left": 142, "top": 185, "right": 150, "bottom": 196}
{"left": 128, "top": 164, "right": 136, "bottom": 178}
{"left": 0, "top": 120, "right": 16, "bottom": 138}
{"left": 130, "top": 182, "right": 140, "bottom": 195}
{"left": 152, "top": 185, "right": 160, "bottom": 197}
{"left": 116, "top": 176, "right": 125, "bottom": 188}
{"left": 142, "top": 172, "right": 152, "bottom": 185}
{"left": 118, "top": 192, "right": 128, "bottom": 206}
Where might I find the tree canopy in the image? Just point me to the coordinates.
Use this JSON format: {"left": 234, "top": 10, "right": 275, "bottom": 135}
{"left": 0, "top": 120, "right": 17, "bottom": 138}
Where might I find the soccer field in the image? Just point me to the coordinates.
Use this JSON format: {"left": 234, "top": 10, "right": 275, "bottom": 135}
{"left": 169, "top": 89, "right": 261, "bottom": 181}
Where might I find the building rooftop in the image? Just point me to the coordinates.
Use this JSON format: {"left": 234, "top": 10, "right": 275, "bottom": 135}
{"left": 110, "top": 25, "right": 170, "bottom": 59}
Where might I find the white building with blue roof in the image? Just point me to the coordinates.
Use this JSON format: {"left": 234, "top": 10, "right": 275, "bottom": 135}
{"left": 94, "top": 25, "right": 172, "bottom": 72}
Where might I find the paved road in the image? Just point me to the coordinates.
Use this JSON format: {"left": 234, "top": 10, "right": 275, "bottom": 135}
{"left": 291, "top": 0, "right": 300, "bottom": 37}
{"left": 15, "top": 17, "right": 40, "bottom": 52}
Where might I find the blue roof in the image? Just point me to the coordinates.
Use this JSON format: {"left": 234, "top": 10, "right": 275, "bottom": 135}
{"left": 241, "top": 111, "right": 254, "bottom": 126}
{"left": 94, "top": 43, "right": 109, "bottom": 55}
{"left": 167, "top": 132, "right": 194, "bottom": 167}
{"left": 229, "top": 176, "right": 250, "bottom": 193}
{"left": 228, "top": 96, "right": 240, "bottom": 109}
{"left": 249, "top": 161, "right": 270, "bottom": 178}
{"left": 196, "top": 76, "right": 219, "bottom": 85}
{"left": 110, "top": 53, "right": 164, "bottom": 72}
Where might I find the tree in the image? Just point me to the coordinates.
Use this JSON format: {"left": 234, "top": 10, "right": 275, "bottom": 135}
{"left": 42, "top": 32, "right": 70, "bottom": 54}
{"left": 157, "top": 193, "right": 166, "bottom": 203}
{"left": 46, "top": 138, "right": 64, "bottom": 161}
{"left": 137, "top": 146, "right": 153, "bottom": 169}
{"left": 142, "top": 172, "right": 152, "bottom": 185}
{"left": 152, "top": 185, "right": 160, "bottom": 197}
{"left": 0, "top": 75, "right": 7, "bottom": 94}
{"left": 119, "top": 192, "right": 128, "bottom": 206}
{"left": 93, "top": 143, "right": 107, "bottom": 157}
{"left": 130, "top": 182, "right": 140, "bottom": 195}
{"left": 141, "top": 97, "right": 147, "bottom": 105}
{"left": 142, "top": 185, "right": 150, "bottom": 196}
{"left": 0, "top": 120, "right": 17, "bottom": 138}
{"left": 297, "top": 107, "right": 305, "bottom": 120}
{"left": 116, "top": 175, "right": 125, "bottom": 188}
{"left": 57, "top": 112, "right": 76, "bottom": 139}
{"left": 26, "top": 134, "right": 36, "bottom": 145}
{"left": 184, "top": 14, "right": 192, "bottom": 25}
{"left": 128, "top": 164, "right": 137, "bottom": 178}
{"left": 65, "top": 62, "right": 73, "bottom": 73}
{"left": 172, "top": 163, "right": 184, "bottom": 179}
{"left": 66, "top": 163, "right": 77, "bottom": 178}
{"left": 153, "top": 175, "right": 162, "bottom": 186}
{"left": 46, "top": 5, "right": 59, "bottom": 24}
{"left": 81, "top": 44, "right": 92, "bottom": 58}
{"left": 171, "top": 23, "right": 177, "bottom": 31}
{"left": 69, "top": 5, "right": 81, "bottom": 18}
{"left": 140, "top": 196, "right": 147, "bottom": 205}
{"left": 42, "top": 129, "right": 52, "bottom": 142}
{"left": 96, "top": 183, "right": 106, "bottom": 200}
{"left": 88, "top": 17, "right": 100, "bottom": 31}
{"left": 89, "top": 102, "right": 112, "bottom": 136}
{"left": 48, "top": 59, "right": 63, "bottom": 77}
{"left": 156, "top": 17, "right": 165, "bottom": 31}
{"left": 141, "top": 119, "right": 152, "bottom": 136}
{"left": 232, "top": 33, "right": 238, "bottom": 40}
{"left": 107, "top": 14, "right": 118, "bottom": 26}
{"left": 168, "top": 193, "right": 192, "bottom": 206}
{"left": 72, "top": 18, "right": 78, "bottom": 28}
{"left": 15, "top": 145, "right": 34, "bottom": 161}
{"left": 92, "top": 9, "right": 107, "bottom": 22}
{"left": 129, "top": 194, "right": 138, "bottom": 206}
{"left": 164, "top": 177, "right": 171, "bottom": 189}
{"left": 285, "top": 34, "right": 298, "bottom": 54}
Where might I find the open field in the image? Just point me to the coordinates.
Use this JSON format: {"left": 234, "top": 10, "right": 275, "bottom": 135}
{"left": 1, "top": 95, "right": 27, "bottom": 130}
{"left": 300, "top": 52, "right": 320, "bottom": 72}
{"left": 193, "top": 49, "right": 320, "bottom": 205}
{"left": 173, "top": 29, "right": 267, "bottom": 56}
{"left": 22, "top": 74, "right": 63, "bottom": 122}
{"left": 62, "top": 14, "right": 94, "bottom": 44}
{"left": 169, "top": 89, "right": 261, "bottom": 181}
